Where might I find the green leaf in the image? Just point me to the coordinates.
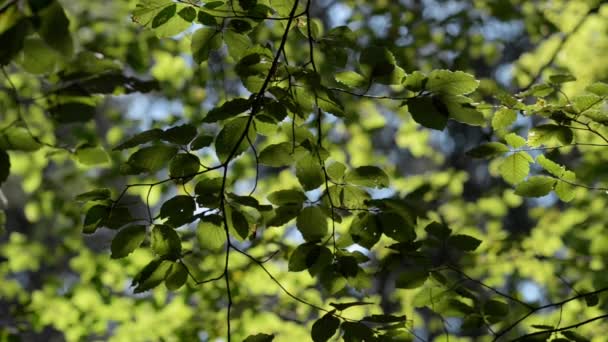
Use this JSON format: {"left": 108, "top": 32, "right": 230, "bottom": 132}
{"left": 197, "top": 215, "right": 226, "bottom": 250}
{"left": 424, "top": 222, "right": 452, "bottom": 239}
{"left": 190, "top": 134, "right": 214, "bottom": 150}
{"left": 377, "top": 212, "right": 416, "bottom": 243}
{"left": 443, "top": 95, "right": 484, "bottom": 126}
{"left": 37, "top": 1, "right": 73, "bottom": 57}
{"left": 514, "top": 176, "right": 556, "bottom": 197}
{"left": 396, "top": 268, "right": 429, "bottom": 289}
{"left": 362, "top": 314, "right": 407, "bottom": 323}
{"left": 296, "top": 153, "right": 324, "bottom": 191}
{"left": 531, "top": 325, "right": 554, "bottom": 330}
{"left": 214, "top": 116, "right": 256, "bottom": 163}
{"left": 483, "top": 299, "right": 509, "bottom": 316}
{"left": 49, "top": 102, "right": 96, "bottom": 123}
{"left": 0, "top": 19, "right": 28, "bottom": 66}
{"left": 403, "top": 71, "right": 427, "bottom": 91}
{"left": 165, "top": 262, "right": 188, "bottom": 290}
{"left": 203, "top": 98, "right": 252, "bottom": 123}
{"left": 326, "top": 184, "right": 370, "bottom": 208}
{"left": 126, "top": 144, "right": 178, "bottom": 173}
{"left": 549, "top": 74, "right": 576, "bottom": 84}
{"left": 555, "top": 171, "right": 576, "bottom": 202}
{"left": 0, "top": 150, "right": 10, "bottom": 185}
{"left": 133, "top": 0, "right": 191, "bottom": 37}
{"left": 349, "top": 213, "right": 381, "bottom": 249}
{"left": 227, "top": 206, "right": 250, "bottom": 240}
{"left": 341, "top": 322, "right": 375, "bottom": 342}
{"left": 17, "top": 37, "right": 59, "bottom": 74}
{"left": 75, "top": 145, "right": 110, "bottom": 166}
{"left": 243, "top": 333, "right": 274, "bottom": 342}
{"left": 259, "top": 142, "right": 293, "bottom": 167}
{"left": 528, "top": 124, "right": 573, "bottom": 146}
{"left": 267, "top": 189, "right": 307, "bottom": 206}
{"left": 586, "top": 82, "right": 608, "bottom": 96}
{"left": 161, "top": 124, "right": 197, "bottom": 145}
{"left": 159, "top": 196, "right": 195, "bottom": 228}
{"left": 584, "top": 293, "right": 599, "bottom": 307}
{"left": 561, "top": 331, "right": 590, "bottom": 342}
{"left": 151, "top": 224, "right": 182, "bottom": 259}
{"left": 224, "top": 29, "right": 252, "bottom": 60}
{"left": 466, "top": 142, "right": 509, "bottom": 159}
{"left": 288, "top": 243, "right": 314, "bottom": 272}
{"left": 406, "top": 96, "right": 448, "bottom": 130}
{"left": 498, "top": 151, "right": 532, "bottom": 185}
{"left": 0, "top": 128, "right": 41, "bottom": 151}
{"left": 83, "top": 204, "right": 110, "bottom": 234}
{"left": 177, "top": 6, "right": 196, "bottom": 21}
{"left": 267, "top": 204, "right": 300, "bottom": 227}
{"left": 75, "top": 188, "right": 111, "bottom": 202}
{"left": 114, "top": 128, "right": 163, "bottom": 150}
{"left": 504, "top": 133, "right": 526, "bottom": 148}
{"left": 191, "top": 27, "right": 222, "bottom": 64}
{"left": 132, "top": 259, "right": 173, "bottom": 293}
{"left": 169, "top": 153, "right": 200, "bottom": 179}
{"left": 335, "top": 71, "right": 367, "bottom": 88}
{"left": 194, "top": 177, "right": 223, "bottom": 208}
{"left": 311, "top": 312, "right": 340, "bottom": 342}
{"left": 151, "top": 3, "right": 176, "bottom": 28}
{"left": 111, "top": 224, "right": 146, "bottom": 259}
{"left": 492, "top": 107, "right": 517, "bottom": 130}
{"left": 447, "top": 234, "right": 482, "bottom": 251}
{"left": 427, "top": 70, "right": 479, "bottom": 95}
{"left": 326, "top": 161, "right": 346, "bottom": 180}
{"left": 344, "top": 166, "right": 389, "bottom": 188}
{"left": 572, "top": 94, "right": 602, "bottom": 113}
{"left": 329, "top": 301, "right": 373, "bottom": 311}
{"left": 288, "top": 243, "right": 332, "bottom": 274}
{"left": 296, "top": 206, "right": 327, "bottom": 241}
{"left": 536, "top": 154, "right": 565, "bottom": 177}
{"left": 197, "top": 10, "right": 218, "bottom": 26}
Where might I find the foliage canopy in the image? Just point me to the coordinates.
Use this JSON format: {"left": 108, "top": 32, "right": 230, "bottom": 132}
{"left": 1, "top": 0, "right": 608, "bottom": 341}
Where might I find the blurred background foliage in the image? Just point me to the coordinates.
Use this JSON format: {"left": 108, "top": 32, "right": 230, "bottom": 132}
{"left": 1, "top": 0, "right": 608, "bottom": 341}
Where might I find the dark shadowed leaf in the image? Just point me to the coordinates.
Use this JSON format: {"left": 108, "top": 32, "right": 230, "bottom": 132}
{"left": 344, "top": 166, "right": 389, "bottom": 188}
{"left": 132, "top": 259, "right": 173, "bottom": 293}
{"left": 312, "top": 312, "right": 340, "bottom": 342}
{"left": 243, "top": 333, "right": 274, "bottom": 342}
{"left": 111, "top": 224, "right": 146, "bottom": 258}
{"left": 215, "top": 116, "right": 256, "bottom": 162}
{"left": 0, "top": 150, "right": 10, "bottom": 185}
{"left": 114, "top": 129, "right": 164, "bottom": 150}
{"left": 49, "top": 102, "right": 96, "bottom": 123}
{"left": 448, "top": 234, "right": 482, "bottom": 251}
{"left": 76, "top": 188, "right": 111, "bottom": 202}
{"left": 161, "top": 124, "right": 197, "bottom": 145}
{"left": 407, "top": 96, "right": 448, "bottom": 130}
{"left": 396, "top": 268, "right": 429, "bottom": 289}
{"left": 165, "top": 262, "right": 188, "bottom": 290}
{"left": 169, "top": 153, "right": 200, "bottom": 179}
{"left": 159, "top": 196, "right": 195, "bottom": 228}
{"left": 329, "top": 301, "right": 373, "bottom": 311}
{"left": 466, "top": 142, "right": 509, "bottom": 159}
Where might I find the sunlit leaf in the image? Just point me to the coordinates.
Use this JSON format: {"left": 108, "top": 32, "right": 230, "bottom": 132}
{"left": 514, "top": 176, "right": 556, "bottom": 197}
{"left": 151, "top": 224, "right": 182, "bottom": 259}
